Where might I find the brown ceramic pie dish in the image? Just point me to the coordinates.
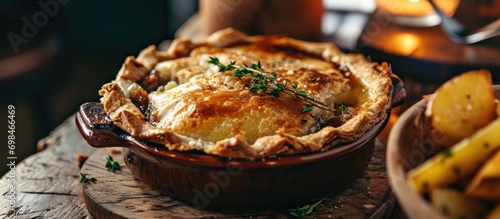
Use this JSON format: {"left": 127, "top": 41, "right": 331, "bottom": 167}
{"left": 76, "top": 77, "right": 404, "bottom": 209}
{"left": 77, "top": 28, "right": 405, "bottom": 208}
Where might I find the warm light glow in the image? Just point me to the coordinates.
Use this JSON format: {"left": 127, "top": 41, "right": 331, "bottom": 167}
{"left": 386, "top": 33, "right": 421, "bottom": 56}
{"left": 376, "top": 0, "right": 459, "bottom": 17}
{"left": 398, "top": 34, "right": 420, "bottom": 53}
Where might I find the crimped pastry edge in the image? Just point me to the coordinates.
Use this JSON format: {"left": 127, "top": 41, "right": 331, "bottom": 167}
{"left": 98, "top": 28, "right": 393, "bottom": 159}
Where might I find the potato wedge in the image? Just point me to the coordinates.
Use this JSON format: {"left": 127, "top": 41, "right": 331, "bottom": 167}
{"left": 466, "top": 149, "right": 500, "bottom": 201}
{"left": 426, "top": 70, "right": 496, "bottom": 141}
{"left": 431, "top": 188, "right": 488, "bottom": 219}
{"left": 487, "top": 203, "right": 500, "bottom": 219}
{"left": 408, "top": 117, "right": 500, "bottom": 193}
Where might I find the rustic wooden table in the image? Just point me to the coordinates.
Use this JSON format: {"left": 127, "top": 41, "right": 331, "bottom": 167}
{"left": 0, "top": 114, "right": 406, "bottom": 218}
{"left": 2, "top": 2, "right": 499, "bottom": 217}
{"left": 0, "top": 117, "right": 95, "bottom": 218}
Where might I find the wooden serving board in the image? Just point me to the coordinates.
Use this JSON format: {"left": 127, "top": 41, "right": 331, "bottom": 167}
{"left": 80, "top": 139, "right": 401, "bottom": 218}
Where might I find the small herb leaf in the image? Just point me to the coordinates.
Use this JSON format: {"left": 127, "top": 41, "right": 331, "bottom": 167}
{"left": 338, "top": 103, "right": 347, "bottom": 115}
{"left": 288, "top": 199, "right": 325, "bottom": 218}
{"left": 296, "top": 91, "right": 307, "bottom": 98}
{"left": 249, "top": 87, "right": 259, "bottom": 93}
{"left": 105, "top": 155, "right": 121, "bottom": 171}
{"left": 303, "top": 104, "right": 313, "bottom": 113}
{"left": 80, "top": 173, "right": 97, "bottom": 184}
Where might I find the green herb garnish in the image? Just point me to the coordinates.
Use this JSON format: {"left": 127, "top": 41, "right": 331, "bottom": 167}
{"left": 303, "top": 104, "right": 313, "bottom": 113}
{"left": 338, "top": 103, "right": 347, "bottom": 115}
{"left": 288, "top": 199, "right": 325, "bottom": 218}
{"left": 105, "top": 155, "right": 121, "bottom": 171}
{"left": 80, "top": 173, "right": 97, "bottom": 184}
{"left": 208, "top": 57, "right": 334, "bottom": 113}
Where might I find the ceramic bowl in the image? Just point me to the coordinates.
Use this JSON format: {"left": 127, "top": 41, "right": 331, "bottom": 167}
{"left": 387, "top": 85, "right": 500, "bottom": 218}
{"left": 76, "top": 77, "right": 405, "bottom": 209}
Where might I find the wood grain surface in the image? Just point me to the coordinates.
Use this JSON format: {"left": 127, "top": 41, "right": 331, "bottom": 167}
{"left": 0, "top": 117, "right": 96, "bottom": 218}
{"left": 0, "top": 115, "right": 405, "bottom": 218}
{"left": 81, "top": 139, "right": 398, "bottom": 219}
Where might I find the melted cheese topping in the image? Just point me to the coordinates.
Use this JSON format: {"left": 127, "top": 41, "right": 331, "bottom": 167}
{"left": 149, "top": 43, "right": 351, "bottom": 144}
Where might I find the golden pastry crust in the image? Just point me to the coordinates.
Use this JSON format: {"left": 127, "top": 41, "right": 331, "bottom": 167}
{"left": 99, "top": 28, "right": 394, "bottom": 159}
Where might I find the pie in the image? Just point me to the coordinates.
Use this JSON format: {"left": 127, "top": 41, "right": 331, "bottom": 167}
{"left": 99, "top": 28, "right": 394, "bottom": 159}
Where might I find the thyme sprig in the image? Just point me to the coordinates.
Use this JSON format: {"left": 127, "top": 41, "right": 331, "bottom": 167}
{"left": 80, "top": 173, "right": 97, "bottom": 184}
{"left": 105, "top": 155, "right": 121, "bottom": 171}
{"left": 288, "top": 198, "right": 326, "bottom": 218}
{"left": 338, "top": 103, "right": 347, "bottom": 115}
{"left": 208, "top": 57, "right": 334, "bottom": 113}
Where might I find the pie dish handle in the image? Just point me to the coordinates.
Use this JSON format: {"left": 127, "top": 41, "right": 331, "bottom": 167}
{"left": 391, "top": 73, "right": 406, "bottom": 108}
{"left": 75, "top": 102, "right": 132, "bottom": 148}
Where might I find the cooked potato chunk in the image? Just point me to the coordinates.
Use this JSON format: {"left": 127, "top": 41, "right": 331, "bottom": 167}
{"left": 407, "top": 71, "right": 500, "bottom": 218}
{"left": 431, "top": 188, "right": 488, "bottom": 219}
{"left": 408, "top": 117, "right": 500, "bottom": 193}
{"left": 425, "top": 70, "right": 496, "bottom": 141}
{"left": 466, "top": 149, "right": 500, "bottom": 201}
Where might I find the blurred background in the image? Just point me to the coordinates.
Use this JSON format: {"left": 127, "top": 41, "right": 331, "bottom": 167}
{"left": 0, "top": 0, "right": 198, "bottom": 174}
{"left": 0, "top": 0, "right": 499, "bottom": 175}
